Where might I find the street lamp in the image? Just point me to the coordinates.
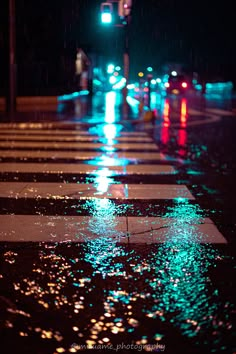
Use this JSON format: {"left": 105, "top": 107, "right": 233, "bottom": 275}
{"left": 100, "top": 2, "right": 113, "bottom": 24}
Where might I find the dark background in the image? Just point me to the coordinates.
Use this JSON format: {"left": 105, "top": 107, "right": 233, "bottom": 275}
{"left": 0, "top": 0, "right": 235, "bottom": 95}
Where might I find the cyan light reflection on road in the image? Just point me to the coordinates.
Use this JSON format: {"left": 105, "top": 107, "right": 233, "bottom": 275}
{"left": 103, "top": 123, "right": 117, "bottom": 141}
{"left": 93, "top": 168, "right": 114, "bottom": 193}
{"left": 87, "top": 154, "right": 128, "bottom": 167}
{"left": 101, "top": 123, "right": 117, "bottom": 152}
{"left": 87, "top": 122, "right": 129, "bottom": 166}
{"left": 105, "top": 91, "right": 116, "bottom": 124}
{"left": 82, "top": 193, "right": 229, "bottom": 341}
{"left": 83, "top": 198, "right": 126, "bottom": 279}
{"left": 144, "top": 200, "right": 232, "bottom": 343}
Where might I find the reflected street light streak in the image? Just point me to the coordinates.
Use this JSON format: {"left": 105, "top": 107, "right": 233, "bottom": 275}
{"left": 180, "top": 98, "right": 187, "bottom": 128}
{"left": 83, "top": 198, "right": 126, "bottom": 279}
{"left": 146, "top": 200, "right": 221, "bottom": 338}
{"left": 178, "top": 98, "right": 188, "bottom": 156}
{"left": 160, "top": 99, "right": 170, "bottom": 144}
{"left": 103, "top": 123, "right": 117, "bottom": 140}
{"left": 178, "top": 129, "right": 187, "bottom": 157}
{"left": 105, "top": 92, "right": 116, "bottom": 124}
{"left": 93, "top": 168, "right": 114, "bottom": 194}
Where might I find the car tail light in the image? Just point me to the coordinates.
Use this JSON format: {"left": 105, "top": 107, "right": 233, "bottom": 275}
{"left": 181, "top": 82, "right": 187, "bottom": 88}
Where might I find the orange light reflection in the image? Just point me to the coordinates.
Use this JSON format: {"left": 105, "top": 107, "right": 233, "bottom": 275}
{"left": 178, "top": 98, "right": 187, "bottom": 156}
{"left": 180, "top": 98, "right": 187, "bottom": 128}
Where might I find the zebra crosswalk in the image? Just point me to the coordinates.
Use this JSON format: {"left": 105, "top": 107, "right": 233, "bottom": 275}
{"left": 0, "top": 123, "right": 227, "bottom": 244}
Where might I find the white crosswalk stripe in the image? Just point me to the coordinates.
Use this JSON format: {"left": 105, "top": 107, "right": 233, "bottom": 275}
{"left": 0, "top": 182, "right": 194, "bottom": 200}
{"left": 0, "top": 123, "right": 227, "bottom": 243}
{"left": 0, "top": 134, "right": 154, "bottom": 142}
{"left": 0, "top": 141, "right": 159, "bottom": 150}
{"left": 0, "top": 215, "right": 226, "bottom": 243}
{"left": 0, "top": 163, "right": 176, "bottom": 175}
{"left": 0, "top": 150, "right": 167, "bottom": 160}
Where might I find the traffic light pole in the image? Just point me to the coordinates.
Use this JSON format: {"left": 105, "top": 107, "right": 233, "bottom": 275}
{"left": 122, "top": 18, "right": 129, "bottom": 117}
{"left": 101, "top": 1, "right": 131, "bottom": 117}
{"left": 8, "top": 0, "right": 16, "bottom": 118}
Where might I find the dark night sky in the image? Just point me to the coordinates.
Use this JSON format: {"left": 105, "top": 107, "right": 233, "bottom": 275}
{"left": 0, "top": 0, "right": 235, "bottom": 92}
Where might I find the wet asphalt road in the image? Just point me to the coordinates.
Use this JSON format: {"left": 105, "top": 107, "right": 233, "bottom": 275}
{"left": 0, "top": 91, "right": 236, "bottom": 354}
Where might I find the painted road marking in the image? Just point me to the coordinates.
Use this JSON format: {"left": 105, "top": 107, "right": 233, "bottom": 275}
{"left": 0, "top": 163, "right": 176, "bottom": 175}
{"left": 0, "top": 122, "right": 227, "bottom": 245}
{"left": 0, "top": 134, "right": 154, "bottom": 143}
{"left": 0, "top": 182, "right": 194, "bottom": 200}
{"left": 0, "top": 127, "right": 149, "bottom": 136}
{"left": 0, "top": 215, "right": 226, "bottom": 244}
{"left": 126, "top": 216, "right": 227, "bottom": 243}
{"left": 0, "top": 141, "right": 158, "bottom": 150}
{"left": 0, "top": 150, "right": 167, "bottom": 161}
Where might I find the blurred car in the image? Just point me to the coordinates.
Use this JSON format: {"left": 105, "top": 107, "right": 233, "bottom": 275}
{"left": 164, "top": 74, "right": 189, "bottom": 95}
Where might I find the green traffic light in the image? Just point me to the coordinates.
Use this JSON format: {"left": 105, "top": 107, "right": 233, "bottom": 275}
{"left": 101, "top": 13, "right": 112, "bottom": 23}
{"left": 101, "top": 3, "right": 113, "bottom": 24}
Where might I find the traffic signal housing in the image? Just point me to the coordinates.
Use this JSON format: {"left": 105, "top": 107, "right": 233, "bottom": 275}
{"left": 100, "top": 2, "right": 113, "bottom": 24}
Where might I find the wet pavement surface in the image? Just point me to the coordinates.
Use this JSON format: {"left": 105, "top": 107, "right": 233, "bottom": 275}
{"left": 0, "top": 91, "right": 236, "bottom": 353}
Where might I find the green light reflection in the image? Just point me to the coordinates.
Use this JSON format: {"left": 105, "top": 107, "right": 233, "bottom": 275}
{"left": 147, "top": 200, "right": 220, "bottom": 337}
{"left": 105, "top": 92, "right": 116, "bottom": 124}
{"left": 87, "top": 154, "right": 128, "bottom": 166}
{"left": 83, "top": 199, "right": 127, "bottom": 278}
{"left": 93, "top": 168, "right": 115, "bottom": 193}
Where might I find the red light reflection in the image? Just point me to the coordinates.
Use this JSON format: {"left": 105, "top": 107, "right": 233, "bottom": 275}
{"left": 180, "top": 98, "right": 187, "bottom": 127}
{"left": 163, "top": 99, "right": 170, "bottom": 127}
{"left": 178, "top": 98, "right": 188, "bottom": 156}
{"left": 161, "top": 99, "right": 170, "bottom": 144}
{"left": 178, "top": 129, "right": 187, "bottom": 147}
{"left": 178, "top": 129, "right": 187, "bottom": 157}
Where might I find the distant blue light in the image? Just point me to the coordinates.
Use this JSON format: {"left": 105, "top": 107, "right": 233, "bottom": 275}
{"left": 107, "top": 64, "right": 115, "bottom": 74}
{"left": 58, "top": 90, "right": 89, "bottom": 102}
{"left": 109, "top": 76, "right": 117, "bottom": 84}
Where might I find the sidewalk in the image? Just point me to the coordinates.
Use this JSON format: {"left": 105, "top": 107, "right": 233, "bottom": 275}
{"left": 0, "top": 90, "right": 158, "bottom": 126}
{"left": 0, "top": 90, "right": 142, "bottom": 123}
